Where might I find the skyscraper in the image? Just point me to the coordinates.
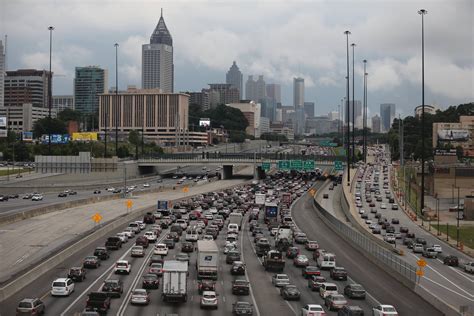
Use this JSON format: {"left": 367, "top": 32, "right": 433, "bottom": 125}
{"left": 245, "top": 75, "right": 265, "bottom": 101}
{"left": 380, "top": 103, "right": 396, "bottom": 132}
{"left": 0, "top": 40, "right": 4, "bottom": 108}
{"left": 293, "top": 77, "right": 304, "bottom": 108}
{"left": 226, "top": 61, "right": 243, "bottom": 99}
{"left": 142, "top": 9, "right": 174, "bottom": 92}
{"left": 266, "top": 84, "right": 281, "bottom": 103}
{"left": 4, "top": 69, "right": 52, "bottom": 108}
{"left": 74, "top": 66, "right": 108, "bottom": 115}
{"left": 372, "top": 114, "right": 381, "bottom": 133}
{"left": 304, "top": 102, "right": 315, "bottom": 118}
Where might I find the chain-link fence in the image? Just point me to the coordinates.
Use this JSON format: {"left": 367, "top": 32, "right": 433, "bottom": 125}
{"left": 313, "top": 195, "right": 417, "bottom": 285}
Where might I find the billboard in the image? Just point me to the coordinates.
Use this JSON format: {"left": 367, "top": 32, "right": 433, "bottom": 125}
{"left": 157, "top": 200, "right": 169, "bottom": 210}
{"left": 438, "top": 129, "right": 469, "bottom": 141}
{"left": 41, "top": 134, "right": 71, "bottom": 144}
{"left": 72, "top": 132, "right": 98, "bottom": 141}
{"left": 0, "top": 117, "right": 6, "bottom": 128}
{"left": 199, "top": 118, "right": 211, "bottom": 127}
{"left": 22, "top": 132, "right": 34, "bottom": 142}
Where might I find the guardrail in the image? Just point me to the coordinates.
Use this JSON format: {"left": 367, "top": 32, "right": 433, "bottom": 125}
{"left": 312, "top": 180, "right": 417, "bottom": 287}
{"left": 140, "top": 152, "right": 346, "bottom": 162}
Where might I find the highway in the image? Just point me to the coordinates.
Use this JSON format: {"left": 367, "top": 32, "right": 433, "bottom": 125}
{"left": 346, "top": 156, "right": 474, "bottom": 312}
{"left": 292, "top": 185, "right": 443, "bottom": 316}
{"left": 0, "top": 165, "right": 220, "bottom": 216}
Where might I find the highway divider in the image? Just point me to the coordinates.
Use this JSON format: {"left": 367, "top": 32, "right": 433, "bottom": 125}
{"left": 0, "top": 179, "right": 249, "bottom": 302}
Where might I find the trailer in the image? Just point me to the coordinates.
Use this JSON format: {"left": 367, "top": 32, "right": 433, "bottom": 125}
{"left": 197, "top": 240, "right": 219, "bottom": 280}
{"left": 162, "top": 260, "right": 188, "bottom": 302}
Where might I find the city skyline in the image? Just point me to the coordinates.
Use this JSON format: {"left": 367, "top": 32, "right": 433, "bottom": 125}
{"left": 1, "top": 0, "right": 472, "bottom": 117}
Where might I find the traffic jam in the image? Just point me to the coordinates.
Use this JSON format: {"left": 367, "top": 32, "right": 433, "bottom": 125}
{"left": 15, "top": 169, "right": 398, "bottom": 315}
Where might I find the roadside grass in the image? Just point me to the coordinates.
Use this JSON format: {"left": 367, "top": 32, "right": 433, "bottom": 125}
{"left": 432, "top": 224, "right": 474, "bottom": 249}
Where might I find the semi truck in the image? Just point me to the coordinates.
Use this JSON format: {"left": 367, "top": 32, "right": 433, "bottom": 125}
{"left": 197, "top": 240, "right": 219, "bottom": 280}
{"left": 228, "top": 212, "right": 243, "bottom": 230}
{"left": 264, "top": 202, "right": 279, "bottom": 229}
{"left": 162, "top": 260, "right": 188, "bottom": 302}
{"left": 275, "top": 227, "right": 293, "bottom": 252}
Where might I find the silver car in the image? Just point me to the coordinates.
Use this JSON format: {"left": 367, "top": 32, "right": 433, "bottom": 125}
{"left": 272, "top": 274, "right": 290, "bottom": 287}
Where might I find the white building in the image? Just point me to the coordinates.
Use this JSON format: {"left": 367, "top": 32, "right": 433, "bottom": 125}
{"left": 293, "top": 77, "right": 304, "bottom": 108}
{"left": 53, "top": 95, "right": 74, "bottom": 112}
{"left": 142, "top": 11, "right": 174, "bottom": 92}
{"left": 259, "top": 117, "right": 270, "bottom": 136}
{"left": 227, "top": 101, "right": 261, "bottom": 138}
{"left": 0, "top": 103, "right": 57, "bottom": 133}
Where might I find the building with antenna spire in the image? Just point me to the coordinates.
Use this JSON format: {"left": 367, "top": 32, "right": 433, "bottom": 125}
{"left": 142, "top": 8, "right": 174, "bottom": 92}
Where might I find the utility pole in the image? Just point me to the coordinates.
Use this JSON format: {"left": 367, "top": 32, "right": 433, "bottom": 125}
{"left": 351, "top": 43, "right": 356, "bottom": 164}
{"left": 48, "top": 26, "right": 54, "bottom": 155}
{"left": 114, "top": 43, "right": 119, "bottom": 157}
{"left": 344, "top": 30, "right": 351, "bottom": 186}
{"left": 363, "top": 60, "right": 367, "bottom": 163}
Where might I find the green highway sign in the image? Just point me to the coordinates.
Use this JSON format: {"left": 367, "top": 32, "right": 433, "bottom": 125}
{"left": 328, "top": 142, "right": 338, "bottom": 147}
{"left": 303, "top": 160, "right": 315, "bottom": 170}
{"left": 278, "top": 160, "right": 290, "bottom": 170}
{"left": 290, "top": 160, "right": 303, "bottom": 170}
{"left": 320, "top": 140, "right": 331, "bottom": 147}
{"left": 334, "top": 160, "right": 343, "bottom": 171}
{"left": 261, "top": 162, "right": 271, "bottom": 171}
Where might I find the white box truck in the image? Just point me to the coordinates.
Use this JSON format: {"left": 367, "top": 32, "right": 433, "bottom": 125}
{"left": 228, "top": 212, "right": 243, "bottom": 230}
{"left": 197, "top": 240, "right": 219, "bottom": 280}
{"left": 162, "top": 260, "right": 188, "bottom": 302}
{"left": 255, "top": 193, "right": 266, "bottom": 205}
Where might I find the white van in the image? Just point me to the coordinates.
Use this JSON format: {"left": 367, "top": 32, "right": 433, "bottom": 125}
{"left": 228, "top": 223, "right": 239, "bottom": 234}
{"left": 185, "top": 229, "right": 199, "bottom": 242}
{"left": 317, "top": 253, "right": 336, "bottom": 270}
{"left": 51, "top": 278, "right": 75, "bottom": 296}
{"left": 319, "top": 282, "right": 338, "bottom": 298}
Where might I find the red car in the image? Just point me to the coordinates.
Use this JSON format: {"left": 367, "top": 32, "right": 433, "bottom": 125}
{"left": 302, "top": 266, "right": 321, "bottom": 279}
{"left": 369, "top": 202, "right": 376, "bottom": 207}
{"left": 305, "top": 241, "right": 319, "bottom": 251}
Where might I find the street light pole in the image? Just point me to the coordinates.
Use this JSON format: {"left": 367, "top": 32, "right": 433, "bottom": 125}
{"left": 351, "top": 43, "right": 356, "bottom": 164}
{"left": 114, "top": 43, "right": 119, "bottom": 157}
{"left": 457, "top": 186, "right": 460, "bottom": 247}
{"left": 363, "top": 59, "right": 367, "bottom": 163}
{"left": 344, "top": 30, "right": 351, "bottom": 186}
{"left": 48, "top": 26, "right": 54, "bottom": 155}
{"left": 418, "top": 9, "right": 428, "bottom": 221}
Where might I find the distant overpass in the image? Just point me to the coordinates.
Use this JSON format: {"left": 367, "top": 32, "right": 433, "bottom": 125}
{"left": 138, "top": 153, "right": 345, "bottom": 179}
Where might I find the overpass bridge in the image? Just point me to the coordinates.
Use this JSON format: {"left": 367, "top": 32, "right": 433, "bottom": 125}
{"left": 138, "top": 153, "right": 345, "bottom": 179}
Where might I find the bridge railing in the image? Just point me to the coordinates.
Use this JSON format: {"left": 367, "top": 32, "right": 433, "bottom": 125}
{"left": 140, "top": 153, "right": 345, "bottom": 162}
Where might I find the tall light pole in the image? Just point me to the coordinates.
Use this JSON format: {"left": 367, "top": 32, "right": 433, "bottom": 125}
{"left": 418, "top": 9, "right": 427, "bottom": 219}
{"left": 48, "top": 26, "right": 54, "bottom": 155}
{"left": 363, "top": 59, "right": 367, "bottom": 163}
{"left": 344, "top": 30, "right": 351, "bottom": 185}
{"left": 114, "top": 43, "right": 119, "bottom": 157}
{"left": 351, "top": 43, "right": 356, "bottom": 164}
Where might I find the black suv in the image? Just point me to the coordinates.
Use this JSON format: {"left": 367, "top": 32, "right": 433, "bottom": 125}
{"left": 68, "top": 267, "right": 87, "bottom": 282}
{"left": 232, "top": 279, "right": 250, "bottom": 295}
{"left": 231, "top": 261, "right": 246, "bottom": 275}
{"left": 101, "top": 279, "right": 123, "bottom": 298}
{"left": 93, "top": 247, "right": 110, "bottom": 260}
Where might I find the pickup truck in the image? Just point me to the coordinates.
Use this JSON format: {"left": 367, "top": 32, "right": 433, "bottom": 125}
{"left": 85, "top": 292, "right": 111, "bottom": 315}
{"left": 263, "top": 250, "right": 285, "bottom": 272}
{"left": 105, "top": 236, "right": 122, "bottom": 250}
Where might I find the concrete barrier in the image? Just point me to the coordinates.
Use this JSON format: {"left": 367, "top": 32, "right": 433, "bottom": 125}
{"left": 0, "top": 179, "right": 249, "bottom": 302}
{"left": 414, "top": 283, "right": 462, "bottom": 316}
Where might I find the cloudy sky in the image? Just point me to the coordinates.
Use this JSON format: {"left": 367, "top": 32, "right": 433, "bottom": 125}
{"left": 1, "top": 0, "right": 472, "bottom": 117}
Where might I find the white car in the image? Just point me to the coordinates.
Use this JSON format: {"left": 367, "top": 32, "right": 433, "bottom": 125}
{"left": 200, "top": 291, "right": 218, "bottom": 309}
{"left": 51, "top": 278, "right": 75, "bottom": 296}
{"left": 301, "top": 304, "right": 325, "bottom": 316}
{"left": 106, "top": 187, "right": 115, "bottom": 192}
{"left": 319, "top": 282, "right": 338, "bottom": 298}
{"left": 176, "top": 219, "right": 188, "bottom": 230}
{"left": 143, "top": 183, "right": 150, "bottom": 188}
{"left": 271, "top": 274, "right": 290, "bottom": 287}
{"left": 124, "top": 227, "right": 136, "bottom": 236}
{"left": 32, "top": 194, "right": 43, "bottom": 201}
{"left": 130, "top": 289, "right": 150, "bottom": 305}
{"left": 380, "top": 203, "right": 387, "bottom": 209}
{"left": 131, "top": 246, "right": 145, "bottom": 257}
{"left": 116, "top": 233, "right": 129, "bottom": 243}
{"left": 135, "top": 221, "right": 146, "bottom": 230}
{"left": 154, "top": 243, "right": 168, "bottom": 256}
{"left": 383, "top": 233, "right": 396, "bottom": 244}
{"left": 114, "top": 260, "right": 131, "bottom": 274}
{"left": 144, "top": 231, "right": 157, "bottom": 242}
{"left": 373, "top": 304, "right": 398, "bottom": 315}
{"left": 202, "top": 235, "right": 214, "bottom": 241}
{"left": 432, "top": 244, "right": 443, "bottom": 253}
{"left": 359, "top": 209, "right": 366, "bottom": 214}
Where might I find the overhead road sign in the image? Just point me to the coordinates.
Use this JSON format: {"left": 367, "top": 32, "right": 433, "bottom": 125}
{"left": 303, "top": 160, "right": 315, "bottom": 170}
{"left": 290, "top": 160, "right": 303, "bottom": 170}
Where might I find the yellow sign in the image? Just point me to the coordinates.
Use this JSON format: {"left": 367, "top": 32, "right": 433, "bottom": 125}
{"left": 416, "top": 269, "right": 424, "bottom": 276}
{"left": 92, "top": 213, "right": 103, "bottom": 223}
{"left": 126, "top": 200, "right": 133, "bottom": 209}
{"left": 182, "top": 186, "right": 189, "bottom": 193}
{"left": 417, "top": 258, "right": 427, "bottom": 268}
{"left": 72, "top": 132, "right": 98, "bottom": 141}
{"left": 309, "top": 188, "right": 316, "bottom": 196}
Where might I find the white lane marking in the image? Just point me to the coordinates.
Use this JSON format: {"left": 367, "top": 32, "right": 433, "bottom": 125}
{"left": 61, "top": 229, "right": 169, "bottom": 316}
{"left": 241, "top": 218, "right": 262, "bottom": 316}
{"left": 448, "top": 266, "right": 474, "bottom": 283}
{"left": 422, "top": 276, "right": 474, "bottom": 302}
{"left": 293, "top": 191, "right": 382, "bottom": 307}
{"left": 117, "top": 241, "right": 157, "bottom": 316}
{"left": 409, "top": 253, "right": 474, "bottom": 298}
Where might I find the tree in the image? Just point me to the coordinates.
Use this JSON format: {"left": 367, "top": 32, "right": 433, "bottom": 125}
{"left": 57, "top": 108, "right": 82, "bottom": 122}
{"left": 33, "top": 117, "right": 67, "bottom": 138}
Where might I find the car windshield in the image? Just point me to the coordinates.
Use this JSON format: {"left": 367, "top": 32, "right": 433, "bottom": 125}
{"left": 133, "top": 290, "right": 146, "bottom": 296}
{"left": 18, "top": 302, "right": 33, "bottom": 308}
{"left": 236, "top": 302, "right": 251, "bottom": 308}
{"left": 234, "top": 280, "right": 248, "bottom": 285}
{"left": 53, "top": 282, "right": 66, "bottom": 287}
{"left": 117, "top": 262, "right": 127, "bottom": 267}
{"left": 309, "top": 306, "right": 323, "bottom": 311}
{"left": 326, "top": 285, "right": 337, "bottom": 291}
{"left": 203, "top": 294, "right": 216, "bottom": 299}
{"left": 384, "top": 307, "right": 396, "bottom": 312}
{"left": 85, "top": 256, "right": 96, "bottom": 260}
